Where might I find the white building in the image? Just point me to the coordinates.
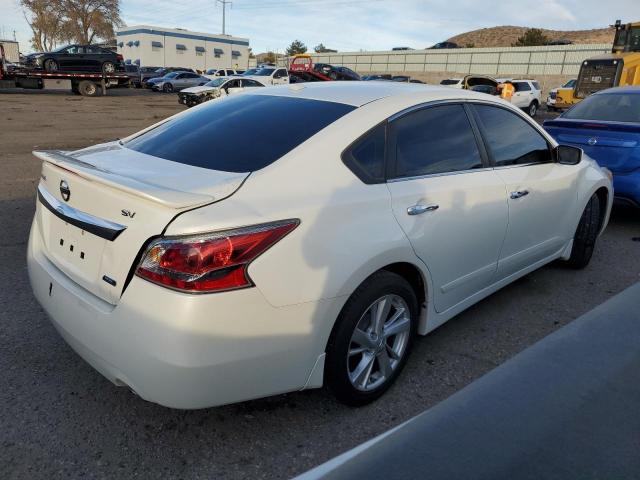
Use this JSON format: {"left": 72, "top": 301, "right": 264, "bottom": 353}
{"left": 116, "top": 25, "right": 250, "bottom": 71}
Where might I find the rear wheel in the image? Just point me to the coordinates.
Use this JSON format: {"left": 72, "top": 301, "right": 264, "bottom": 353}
{"left": 102, "top": 61, "right": 116, "bottom": 74}
{"left": 527, "top": 101, "right": 538, "bottom": 117}
{"left": 567, "top": 194, "right": 601, "bottom": 269}
{"left": 325, "top": 271, "right": 417, "bottom": 406}
{"left": 77, "top": 80, "right": 101, "bottom": 97}
{"left": 43, "top": 58, "right": 58, "bottom": 72}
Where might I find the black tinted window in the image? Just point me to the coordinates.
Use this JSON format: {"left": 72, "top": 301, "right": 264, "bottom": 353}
{"left": 125, "top": 95, "right": 355, "bottom": 172}
{"left": 474, "top": 105, "right": 551, "bottom": 166}
{"left": 342, "top": 124, "right": 386, "bottom": 184}
{"left": 391, "top": 105, "right": 483, "bottom": 178}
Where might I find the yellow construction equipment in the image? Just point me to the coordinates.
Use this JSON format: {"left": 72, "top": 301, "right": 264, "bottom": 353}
{"left": 556, "top": 20, "right": 640, "bottom": 108}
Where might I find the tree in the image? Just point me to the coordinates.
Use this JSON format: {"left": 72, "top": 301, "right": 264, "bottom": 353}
{"left": 314, "top": 43, "right": 337, "bottom": 53}
{"left": 513, "top": 28, "right": 549, "bottom": 47}
{"left": 20, "top": 0, "right": 122, "bottom": 50}
{"left": 262, "top": 51, "right": 276, "bottom": 63}
{"left": 59, "top": 0, "right": 123, "bottom": 45}
{"left": 20, "top": 0, "right": 64, "bottom": 51}
{"left": 286, "top": 39, "right": 307, "bottom": 56}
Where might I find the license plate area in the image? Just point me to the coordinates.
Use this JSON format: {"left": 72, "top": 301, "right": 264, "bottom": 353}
{"left": 45, "top": 213, "right": 107, "bottom": 288}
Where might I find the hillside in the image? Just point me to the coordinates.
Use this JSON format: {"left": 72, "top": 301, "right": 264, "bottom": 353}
{"left": 447, "top": 25, "right": 615, "bottom": 48}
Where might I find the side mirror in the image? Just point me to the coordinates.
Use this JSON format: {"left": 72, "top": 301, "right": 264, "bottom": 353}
{"left": 556, "top": 144, "right": 582, "bottom": 165}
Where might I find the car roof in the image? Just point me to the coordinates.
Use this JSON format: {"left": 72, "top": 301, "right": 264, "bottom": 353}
{"left": 244, "top": 81, "right": 495, "bottom": 107}
{"left": 595, "top": 85, "right": 640, "bottom": 95}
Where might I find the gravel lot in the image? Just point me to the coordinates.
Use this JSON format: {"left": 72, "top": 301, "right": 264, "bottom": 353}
{"left": 1, "top": 89, "right": 639, "bottom": 480}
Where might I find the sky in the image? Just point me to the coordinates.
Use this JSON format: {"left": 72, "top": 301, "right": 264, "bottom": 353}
{"left": 2, "top": 0, "right": 640, "bottom": 54}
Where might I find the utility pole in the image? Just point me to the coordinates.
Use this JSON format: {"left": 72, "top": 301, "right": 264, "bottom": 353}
{"left": 216, "top": 0, "right": 232, "bottom": 35}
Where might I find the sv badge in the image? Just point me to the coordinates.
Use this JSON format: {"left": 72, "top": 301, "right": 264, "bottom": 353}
{"left": 121, "top": 209, "right": 136, "bottom": 218}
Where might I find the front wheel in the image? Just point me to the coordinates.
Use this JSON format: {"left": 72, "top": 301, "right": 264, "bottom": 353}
{"left": 162, "top": 83, "right": 174, "bottom": 93}
{"left": 43, "top": 58, "right": 58, "bottom": 72}
{"left": 325, "top": 271, "right": 417, "bottom": 406}
{"left": 566, "top": 194, "right": 601, "bottom": 269}
{"left": 527, "top": 101, "right": 538, "bottom": 117}
{"left": 102, "top": 61, "right": 116, "bottom": 74}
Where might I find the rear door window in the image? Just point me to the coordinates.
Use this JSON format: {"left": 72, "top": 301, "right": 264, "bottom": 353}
{"left": 389, "top": 104, "right": 484, "bottom": 178}
{"left": 125, "top": 95, "right": 355, "bottom": 172}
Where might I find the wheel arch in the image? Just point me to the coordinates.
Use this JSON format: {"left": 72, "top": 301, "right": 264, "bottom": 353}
{"left": 324, "top": 260, "right": 430, "bottom": 356}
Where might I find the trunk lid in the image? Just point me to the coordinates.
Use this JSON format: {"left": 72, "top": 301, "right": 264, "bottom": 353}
{"left": 544, "top": 119, "right": 640, "bottom": 173}
{"left": 34, "top": 143, "right": 249, "bottom": 304}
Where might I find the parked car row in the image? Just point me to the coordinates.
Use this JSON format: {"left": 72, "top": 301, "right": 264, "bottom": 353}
{"left": 440, "top": 76, "right": 542, "bottom": 116}
{"left": 178, "top": 76, "right": 267, "bottom": 107}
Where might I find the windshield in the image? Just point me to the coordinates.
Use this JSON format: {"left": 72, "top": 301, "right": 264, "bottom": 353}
{"left": 204, "top": 78, "right": 227, "bottom": 87}
{"left": 253, "top": 68, "right": 275, "bottom": 76}
{"left": 563, "top": 79, "right": 576, "bottom": 88}
{"left": 124, "top": 95, "right": 355, "bottom": 173}
{"left": 563, "top": 92, "right": 640, "bottom": 123}
{"left": 243, "top": 69, "right": 259, "bottom": 75}
{"left": 163, "top": 72, "right": 180, "bottom": 79}
{"left": 53, "top": 45, "right": 72, "bottom": 53}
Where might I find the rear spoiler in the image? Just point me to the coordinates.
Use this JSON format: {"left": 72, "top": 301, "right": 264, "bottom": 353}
{"left": 33, "top": 150, "right": 214, "bottom": 209}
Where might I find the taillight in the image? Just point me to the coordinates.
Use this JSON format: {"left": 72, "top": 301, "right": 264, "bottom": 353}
{"left": 136, "top": 219, "right": 299, "bottom": 293}
{"left": 116, "top": 54, "right": 124, "bottom": 62}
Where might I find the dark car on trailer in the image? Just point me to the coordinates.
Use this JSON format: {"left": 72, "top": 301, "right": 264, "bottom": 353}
{"left": 313, "top": 63, "right": 361, "bottom": 80}
{"left": 25, "top": 44, "right": 124, "bottom": 74}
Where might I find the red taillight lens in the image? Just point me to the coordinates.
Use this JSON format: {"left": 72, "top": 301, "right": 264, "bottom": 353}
{"left": 116, "top": 54, "right": 124, "bottom": 61}
{"left": 136, "top": 219, "right": 299, "bottom": 292}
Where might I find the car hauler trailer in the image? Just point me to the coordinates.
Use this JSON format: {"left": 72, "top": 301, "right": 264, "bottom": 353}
{"left": 0, "top": 45, "right": 130, "bottom": 96}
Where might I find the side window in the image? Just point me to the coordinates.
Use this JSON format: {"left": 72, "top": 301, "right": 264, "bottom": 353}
{"left": 474, "top": 105, "right": 551, "bottom": 166}
{"left": 274, "top": 69, "right": 287, "bottom": 78}
{"left": 390, "top": 104, "right": 483, "bottom": 178}
{"left": 513, "top": 82, "right": 531, "bottom": 92}
{"left": 342, "top": 123, "right": 386, "bottom": 184}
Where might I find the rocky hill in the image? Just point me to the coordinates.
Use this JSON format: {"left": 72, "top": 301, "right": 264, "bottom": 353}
{"left": 447, "top": 25, "right": 615, "bottom": 48}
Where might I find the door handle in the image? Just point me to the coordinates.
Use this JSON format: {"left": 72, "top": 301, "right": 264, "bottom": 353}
{"left": 407, "top": 204, "right": 439, "bottom": 215}
{"left": 510, "top": 190, "right": 529, "bottom": 199}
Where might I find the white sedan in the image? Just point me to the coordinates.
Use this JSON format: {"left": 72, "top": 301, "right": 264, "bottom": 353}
{"left": 177, "top": 76, "right": 266, "bottom": 107}
{"left": 27, "top": 82, "right": 612, "bottom": 408}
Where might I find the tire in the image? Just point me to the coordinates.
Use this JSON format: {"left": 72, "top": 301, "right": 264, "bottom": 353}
{"left": 325, "top": 271, "right": 418, "bottom": 406}
{"left": 527, "top": 101, "right": 538, "bottom": 117}
{"left": 567, "top": 194, "right": 601, "bottom": 269}
{"left": 102, "top": 61, "right": 116, "bottom": 74}
{"left": 77, "top": 80, "right": 101, "bottom": 97}
{"left": 329, "top": 71, "right": 338, "bottom": 80}
{"left": 43, "top": 58, "right": 58, "bottom": 72}
{"left": 162, "top": 83, "right": 174, "bottom": 93}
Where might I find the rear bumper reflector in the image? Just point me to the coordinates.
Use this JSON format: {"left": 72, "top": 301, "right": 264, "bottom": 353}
{"left": 37, "top": 184, "right": 127, "bottom": 241}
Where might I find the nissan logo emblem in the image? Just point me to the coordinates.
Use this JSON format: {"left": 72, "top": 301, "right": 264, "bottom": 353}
{"left": 587, "top": 137, "right": 598, "bottom": 146}
{"left": 60, "top": 180, "right": 71, "bottom": 202}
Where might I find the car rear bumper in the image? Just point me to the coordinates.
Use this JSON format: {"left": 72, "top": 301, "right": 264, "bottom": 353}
{"left": 613, "top": 170, "right": 640, "bottom": 206}
{"left": 27, "top": 220, "right": 334, "bottom": 409}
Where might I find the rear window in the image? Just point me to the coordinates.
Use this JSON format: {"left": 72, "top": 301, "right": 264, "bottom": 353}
{"left": 125, "top": 95, "right": 355, "bottom": 172}
{"left": 440, "top": 79, "right": 460, "bottom": 85}
{"left": 563, "top": 92, "right": 640, "bottom": 123}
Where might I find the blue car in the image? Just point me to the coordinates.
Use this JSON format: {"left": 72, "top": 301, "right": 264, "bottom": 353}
{"left": 544, "top": 86, "right": 640, "bottom": 207}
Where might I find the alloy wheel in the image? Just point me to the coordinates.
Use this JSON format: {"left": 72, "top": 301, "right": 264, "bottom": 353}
{"left": 347, "top": 294, "right": 411, "bottom": 391}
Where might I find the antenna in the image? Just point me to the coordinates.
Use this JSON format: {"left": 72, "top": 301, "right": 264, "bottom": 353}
{"left": 216, "top": 0, "right": 232, "bottom": 35}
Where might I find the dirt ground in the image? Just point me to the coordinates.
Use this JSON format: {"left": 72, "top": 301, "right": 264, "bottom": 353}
{"left": 1, "top": 88, "right": 639, "bottom": 480}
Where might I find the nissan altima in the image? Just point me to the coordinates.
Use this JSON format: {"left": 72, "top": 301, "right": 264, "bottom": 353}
{"left": 27, "top": 82, "right": 612, "bottom": 409}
